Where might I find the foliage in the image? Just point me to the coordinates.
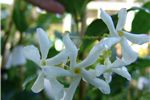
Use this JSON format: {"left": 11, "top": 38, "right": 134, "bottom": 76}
{"left": 131, "top": 1, "right": 150, "bottom": 33}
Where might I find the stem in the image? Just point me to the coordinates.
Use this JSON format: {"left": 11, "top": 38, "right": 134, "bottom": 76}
{"left": 127, "top": 83, "right": 132, "bottom": 100}
{"left": 75, "top": 19, "right": 79, "bottom": 35}
{"left": 18, "top": 32, "right": 23, "bottom": 45}
{"left": 148, "top": 43, "right": 150, "bottom": 55}
{"left": 78, "top": 80, "right": 86, "bottom": 100}
{"left": 80, "top": 10, "right": 86, "bottom": 38}
{"left": 1, "top": 1, "right": 15, "bottom": 68}
{"left": 78, "top": 10, "right": 87, "bottom": 100}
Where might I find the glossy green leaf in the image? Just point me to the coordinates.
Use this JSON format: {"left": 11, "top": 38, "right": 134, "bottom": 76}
{"left": 131, "top": 1, "right": 150, "bottom": 34}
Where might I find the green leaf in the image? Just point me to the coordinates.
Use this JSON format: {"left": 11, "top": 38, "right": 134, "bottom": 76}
{"left": 131, "top": 1, "right": 150, "bottom": 34}
{"left": 35, "top": 13, "right": 51, "bottom": 30}
{"left": 22, "top": 75, "right": 36, "bottom": 90}
{"left": 80, "top": 15, "right": 118, "bottom": 52}
{"left": 85, "top": 14, "right": 118, "bottom": 36}
{"left": 26, "top": 13, "right": 62, "bottom": 34}
{"left": 36, "top": 13, "right": 62, "bottom": 28}
{"left": 85, "top": 19, "right": 107, "bottom": 36}
{"left": 128, "top": 6, "right": 150, "bottom": 13}
{"left": 12, "top": 0, "right": 28, "bottom": 32}
{"left": 58, "top": 0, "right": 91, "bottom": 20}
{"left": 47, "top": 46, "right": 59, "bottom": 58}
{"left": 128, "top": 58, "right": 150, "bottom": 72}
{"left": 109, "top": 75, "right": 129, "bottom": 96}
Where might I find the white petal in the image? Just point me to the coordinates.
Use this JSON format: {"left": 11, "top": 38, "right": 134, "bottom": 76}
{"left": 23, "top": 45, "right": 40, "bottom": 65}
{"left": 81, "top": 69, "right": 110, "bottom": 94}
{"left": 64, "top": 77, "right": 81, "bottom": 100}
{"left": 6, "top": 53, "right": 13, "bottom": 69}
{"left": 100, "top": 9, "right": 118, "bottom": 36}
{"left": 43, "top": 66, "right": 73, "bottom": 78}
{"left": 88, "top": 69, "right": 98, "bottom": 78}
{"left": 76, "top": 37, "right": 120, "bottom": 68}
{"left": 103, "top": 72, "right": 112, "bottom": 83}
{"left": 96, "top": 64, "right": 106, "bottom": 76}
{"left": 63, "top": 34, "right": 78, "bottom": 67}
{"left": 137, "top": 77, "right": 149, "bottom": 90}
{"left": 48, "top": 78, "right": 64, "bottom": 100}
{"left": 31, "top": 72, "right": 44, "bottom": 93}
{"left": 121, "top": 37, "right": 138, "bottom": 64}
{"left": 36, "top": 28, "right": 51, "bottom": 59}
{"left": 100, "top": 37, "right": 121, "bottom": 49}
{"left": 123, "top": 31, "right": 150, "bottom": 44}
{"left": 113, "top": 66, "right": 131, "bottom": 81}
{"left": 46, "top": 50, "right": 68, "bottom": 66}
{"left": 12, "top": 46, "right": 26, "bottom": 65}
{"left": 6, "top": 46, "right": 26, "bottom": 68}
{"left": 44, "top": 79, "right": 54, "bottom": 99}
{"left": 110, "top": 57, "right": 126, "bottom": 68}
{"left": 76, "top": 42, "right": 104, "bottom": 68}
{"left": 116, "top": 8, "right": 127, "bottom": 31}
{"left": 76, "top": 51, "right": 101, "bottom": 68}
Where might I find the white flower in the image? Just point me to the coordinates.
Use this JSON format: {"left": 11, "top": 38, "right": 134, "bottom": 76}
{"left": 137, "top": 77, "right": 150, "bottom": 91}
{"left": 23, "top": 28, "right": 69, "bottom": 99}
{"left": 100, "top": 8, "right": 150, "bottom": 64}
{"left": 6, "top": 45, "right": 26, "bottom": 69}
{"left": 43, "top": 34, "right": 121, "bottom": 100}
{"left": 96, "top": 57, "right": 131, "bottom": 83}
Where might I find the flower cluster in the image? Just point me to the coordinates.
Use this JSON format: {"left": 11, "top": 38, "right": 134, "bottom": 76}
{"left": 23, "top": 8, "right": 150, "bottom": 100}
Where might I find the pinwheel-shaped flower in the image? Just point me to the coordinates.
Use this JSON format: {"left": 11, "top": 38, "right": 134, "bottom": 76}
{"left": 23, "top": 28, "right": 69, "bottom": 99}
{"left": 100, "top": 8, "right": 150, "bottom": 64}
{"left": 96, "top": 57, "right": 131, "bottom": 83}
{"left": 43, "top": 34, "right": 121, "bottom": 100}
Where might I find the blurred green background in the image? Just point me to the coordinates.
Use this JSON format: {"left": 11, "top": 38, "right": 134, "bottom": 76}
{"left": 1, "top": 0, "right": 150, "bottom": 100}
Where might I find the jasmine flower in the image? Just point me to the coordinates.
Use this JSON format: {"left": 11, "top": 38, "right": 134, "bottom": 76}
{"left": 100, "top": 8, "right": 150, "bottom": 64}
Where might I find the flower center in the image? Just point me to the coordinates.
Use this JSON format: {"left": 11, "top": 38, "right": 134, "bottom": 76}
{"left": 73, "top": 68, "right": 81, "bottom": 75}
{"left": 41, "top": 59, "right": 46, "bottom": 66}
{"left": 118, "top": 31, "right": 124, "bottom": 36}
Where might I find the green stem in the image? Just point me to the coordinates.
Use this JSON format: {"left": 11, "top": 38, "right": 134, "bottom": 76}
{"left": 78, "top": 9, "right": 87, "bottom": 100}
{"left": 1, "top": 2, "right": 15, "bottom": 68}
{"left": 80, "top": 10, "right": 86, "bottom": 37}
{"left": 78, "top": 80, "right": 86, "bottom": 100}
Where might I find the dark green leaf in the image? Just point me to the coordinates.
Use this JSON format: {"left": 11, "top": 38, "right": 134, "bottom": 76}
{"left": 47, "top": 46, "right": 59, "bottom": 58}
{"left": 85, "top": 15, "right": 118, "bottom": 36}
{"left": 131, "top": 1, "right": 150, "bottom": 34}
{"left": 129, "top": 58, "right": 150, "bottom": 72}
{"left": 128, "top": 6, "right": 150, "bottom": 14}
{"left": 12, "top": 0, "right": 28, "bottom": 32}
{"left": 58, "top": 0, "right": 91, "bottom": 20}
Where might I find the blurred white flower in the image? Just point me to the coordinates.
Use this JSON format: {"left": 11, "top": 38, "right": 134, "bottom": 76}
{"left": 24, "top": 28, "right": 69, "bottom": 99}
{"left": 6, "top": 45, "right": 26, "bottom": 69}
{"left": 100, "top": 8, "right": 150, "bottom": 64}
{"left": 138, "top": 77, "right": 150, "bottom": 91}
{"left": 43, "top": 34, "right": 122, "bottom": 100}
{"left": 96, "top": 57, "right": 131, "bottom": 83}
